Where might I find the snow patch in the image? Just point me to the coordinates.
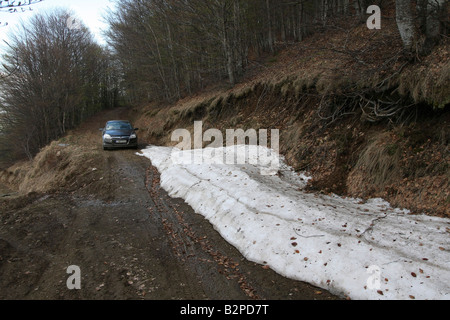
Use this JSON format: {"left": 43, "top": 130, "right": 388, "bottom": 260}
{"left": 138, "top": 145, "right": 450, "bottom": 300}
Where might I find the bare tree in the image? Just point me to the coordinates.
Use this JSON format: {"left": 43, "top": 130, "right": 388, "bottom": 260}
{"left": 424, "top": 0, "right": 447, "bottom": 48}
{"left": 104, "top": 0, "right": 446, "bottom": 106}
{"left": 395, "top": 0, "right": 447, "bottom": 53}
{"left": 396, "top": 0, "right": 416, "bottom": 51}
{"left": 0, "top": 9, "right": 118, "bottom": 162}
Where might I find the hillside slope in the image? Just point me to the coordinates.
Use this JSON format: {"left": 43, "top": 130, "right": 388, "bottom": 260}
{"left": 1, "top": 19, "right": 448, "bottom": 217}
{"left": 132, "top": 20, "right": 449, "bottom": 217}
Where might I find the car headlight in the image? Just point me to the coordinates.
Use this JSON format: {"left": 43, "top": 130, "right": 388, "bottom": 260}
{"left": 130, "top": 133, "right": 137, "bottom": 139}
{"left": 103, "top": 134, "right": 112, "bottom": 141}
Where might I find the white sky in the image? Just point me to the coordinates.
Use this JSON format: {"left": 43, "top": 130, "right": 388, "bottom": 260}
{"left": 0, "top": 0, "right": 116, "bottom": 46}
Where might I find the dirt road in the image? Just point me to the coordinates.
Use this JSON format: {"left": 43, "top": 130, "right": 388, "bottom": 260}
{"left": 0, "top": 108, "right": 339, "bottom": 300}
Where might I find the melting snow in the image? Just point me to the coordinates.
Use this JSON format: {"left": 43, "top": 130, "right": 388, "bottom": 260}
{"left": 138, "top": 145, "right": 450, "bottom": 300}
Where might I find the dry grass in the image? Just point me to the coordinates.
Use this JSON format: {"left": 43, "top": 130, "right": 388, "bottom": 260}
{"left": 347, "top": 123, "right": 450, "bottom": 217}
{"left": 347, "top": 132, "right": 402, "bottom": 196}
{"left": 0, "top": 141, "right": 103, "bottom": 194}
{"left": 0, "top": 107, "right": 130, "bottom": 195}
{"left": 397, "top": 40, "right": 450, "bottom": 108}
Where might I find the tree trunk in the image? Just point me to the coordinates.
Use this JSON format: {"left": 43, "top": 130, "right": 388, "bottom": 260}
{"left": 233, "top": 0, "right": 244, "bottom": 78}
{"left": 425, "top": 0, "right": 446, "bottom": 47}
{"left": 343, "top": 0, "right": 349, "bottom": 15}
{"left": 416, "top": 0, "right": 428, "bottom": 34}
{"left": 396, "top": 0, "right": 416, "bottom": 51}
{"left": 221, "top": 4, "right": 235, "bottom": 85}
{"left": 266, "top": 0, "right": 274, "bottom": 53}
{"left": 297, "top": 2, "right": 303, "bottom": 41}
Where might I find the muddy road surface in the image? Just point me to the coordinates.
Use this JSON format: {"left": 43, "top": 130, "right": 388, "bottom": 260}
{"left": 0, "top": 108, "right": 339, "bottom": 300}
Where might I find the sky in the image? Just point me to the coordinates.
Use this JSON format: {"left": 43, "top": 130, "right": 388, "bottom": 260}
{"left": 0, "top": 0, "right": 116, "bottom": 46}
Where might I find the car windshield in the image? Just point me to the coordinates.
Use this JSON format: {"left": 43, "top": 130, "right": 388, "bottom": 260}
{"left": 106, "top": 122, "right": 132, "bottom": 130}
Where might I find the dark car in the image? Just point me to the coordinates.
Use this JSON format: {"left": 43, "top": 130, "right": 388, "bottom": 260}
{"left": 100, "top": 120, "right": 139, "bottom": 150}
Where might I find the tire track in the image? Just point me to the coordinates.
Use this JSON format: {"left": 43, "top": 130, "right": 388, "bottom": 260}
{"left": 145, "top": 165, "right": 206, "bottom": 299}
{"left": 145, "top": 165, "right": 261, "bottom": 299}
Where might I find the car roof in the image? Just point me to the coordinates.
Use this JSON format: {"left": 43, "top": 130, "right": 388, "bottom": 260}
{"left": 107, "top": 120, "right": 131, "bottom": 123}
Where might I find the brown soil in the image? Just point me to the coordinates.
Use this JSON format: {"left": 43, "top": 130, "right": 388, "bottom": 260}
{"left": 0, "top": 107, "right": 340, "bottom": 300}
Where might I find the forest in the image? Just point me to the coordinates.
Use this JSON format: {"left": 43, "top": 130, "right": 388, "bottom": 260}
{"left": 104, "top": 0, "right": 447, "bottom": 102}
{"left": 0, "top": 0, "right": 448, "bottom": 166}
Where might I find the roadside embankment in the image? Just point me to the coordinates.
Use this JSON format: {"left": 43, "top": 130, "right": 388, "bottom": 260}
{"left": 132, "top": 23, "right": 449, "bottom": 217}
